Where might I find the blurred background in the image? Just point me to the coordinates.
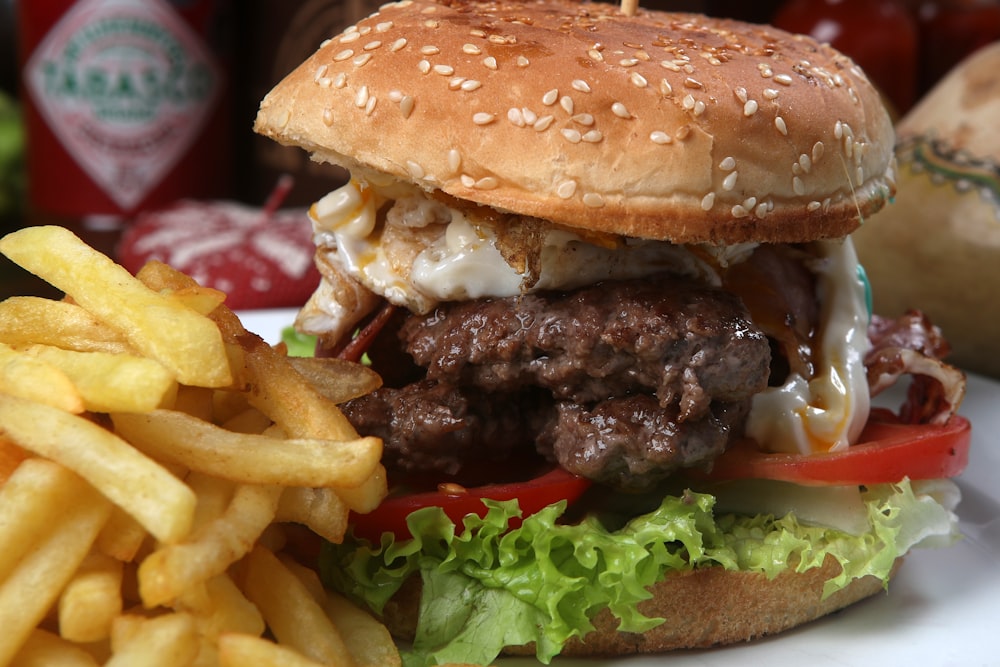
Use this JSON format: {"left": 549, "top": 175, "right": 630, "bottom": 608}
{"left": 1, "top": 0, "right": 998, "bottom": 370}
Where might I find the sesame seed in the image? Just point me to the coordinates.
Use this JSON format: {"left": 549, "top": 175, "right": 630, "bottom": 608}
{"left": 731, "top": 204, "right": 749, "bottom": 218}
{"left": 461, "top": 79, "right": 482, "bottom": 92}
{"left": 474, "top": 176, "right": 499, "bottom": 190}
{"left": 560, "top": 96, "right": 574, "bottom": 114}
{"left": 734, "top": 86, "right": 748, "bottom": 103}
{"left": 719, "top": 156, "right": 736, "bottom": 171}
{"left": 418, "top": 59, "right": 431, "bottom": 74}
{"left": 399, "top": 95, "right": 415, "bottom": 118}
{"left": 572, "top": 113, "right": 595, "bottom": 126}
{"left": 722, "top": 171, "right": 738, "bottom": 191}
{"left": 364, "top": 40, "right": 382, "bottom": 51}
{"left": 353, "top": 53, "right": 372, "bottom": 67}
{"left": 557, "top": 180, "right": 577, "bottom": 198}
{"left": 660, "top": 60, "right": 681, "bottom": 72}
{"left": 364, "top": 96, "right": 377, "bottom": 116}
{"left": 588, "top": 49, "right": 604, "bottom": 62}
{"left": 693, "top": 100, "right": 706, "bottom": 115}
{"left": 572, "top": 79, "right": 591, "bottom": 93}
{"left": 583, "top": 193, "right": 605, "bottom": 208}
{"left": 355, "top": 86, "right": 369, "bottom": 108}
{"left": 407, "top": 160, "right": 425, "bottom": 179}
{"left": 792, "top": 176, "right": 806, "bottom": 195}
{"left": 424, "top": 19, "right": 439, "bottom": 28}
{"left": 469, "top": 28, "right": 486, "bottom": 38}
{"left": 743, "top": 196, "right": 757, "bottom": 210}
{"left": 774, "top": 74, "right": 794, "bottom": 86}
{"left": 743, "top": 100, "right": 758, "bottom": 116}
{"left": 421, "top": 45, "right": 440, "bottom": 55}
{"left": 807, "top": 201, "right": 822, "bottom": 212}
{"left": 660, "top": 79, "right": 673, "bottom": 96}
{"left": 460, "top": 174, "right": 475, "bottom": 187}
{"left": 620, "top": 58, "right": 639, "bottom": 67}
{"left": 542, "top": 89, "right": 558, "bottom": 106}
{"left": 701, "top": 193, "right": 716, "bottom": 210}
{"left": 856, "top": 166, "right": 864, "bottom": 184}
{"left": 449, "top": 77, "right": 466, "bottom": 90}
{"left": 522, "top": 107, "right": 538, "bottom": 125}
{"left": 517, "top": 55, "right": 530, "bottom": 67}
{"left": 534, "top": 115, "right": 554, "bottom": 131}
{"left": 314, "top": 64, "right": 329, "bottom": 81}
{"left": 333, "top": 73, "right": 347, "bottom": 88}
{"left": 650, "top": 131, "right": 673, "bottom": 144}
{"left": 462, "top": 43, "right": 482, "bottom": 55}
{"left": 684, "top": 77, "right": 703, "bottom": 89}
{"left": 561, "top": 128, "right": 582, "bottom": 143}
{"left": 334, "top": 49, "right": 354, "bottom": 62}
{"left": 834, "top": 120, "right": 844, "bottom": 139}
{"left": 447, "top": 149, "right": 461, "bottom": 173}
{"left": 483, "top": 56, "right": 498, "bottom": 70}
{"left": 340, "top": 32, "right": 361, "bottom": 44}
{"left": 390, "top": 38, "right": 407, "bottom": 52}
{"left": 763, "top": 88, "right": 779, "bottom": 100}
{"left": 322, "top": 109, "right": 334, "bottom": 126}
{"left": 433, "top": 64, "right": 455, "bottom": 76}
{"left": 473, "top": 112, "right": 496, "bottom": 125}
{"left": 812, "top": 141, "right": 825, "bottom": 162}
{"left": 612, "top": 102, "right": 631, "bottom": 119}
{"left": 582, "top": 130, "right": 603, "bottom": 143}
{"left": 682, "top": 94, "right": 695, "bottom": 110}
{"left": 799, "top": 153, "right": 812, "bottom": 173}
{"left": 375, "top": 21, "right": 393, "bottom": 32}
{"left": 507, "top": 108, "right": 525, "bottom": 127}
{"left": 630, "top": 72, "right": 648, "bottom": 88}
{"left": 775, "top": 116, "right": 788, "bottom": 135}
{"left": 675, "top": 125, "right": 691, "bottom": 140}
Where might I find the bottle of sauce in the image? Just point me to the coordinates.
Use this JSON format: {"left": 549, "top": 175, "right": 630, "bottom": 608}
{"left": 772, "top": 0, "right": 920, "bottom": 116}
{"left": 17, "top": 0, "right": 233, "bottom": 258}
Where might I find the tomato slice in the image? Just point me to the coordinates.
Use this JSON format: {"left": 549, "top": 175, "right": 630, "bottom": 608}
{"left": 696, "top": 408, "right": 971, "bottom": 486}
{"left": 349, "top": 466, "right": 592, "bottom": 542}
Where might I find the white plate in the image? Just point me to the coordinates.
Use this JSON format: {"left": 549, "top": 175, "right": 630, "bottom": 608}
{"left": 240, "top": 308, "right": 1000, "bottom": 667}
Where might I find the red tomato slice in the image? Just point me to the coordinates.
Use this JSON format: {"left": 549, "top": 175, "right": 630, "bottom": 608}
{"left": 695, "top": 408, "right": 971, "bottom": 486}
{"left": 350, "top": 466, "right": 592, "bottom": 542}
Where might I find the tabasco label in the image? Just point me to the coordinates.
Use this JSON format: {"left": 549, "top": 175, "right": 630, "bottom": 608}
{"left": 23, "top": 0, "right": 223, "bottom": 212}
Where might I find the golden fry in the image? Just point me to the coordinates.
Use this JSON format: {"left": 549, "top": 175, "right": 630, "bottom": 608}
{"left": 112, "top": 410, "right": 382, "bottom": 488}
{"left": 58, "top": 552, "right": 124, "bottom": 643}
{"left": 95, "top": 506, "right": 148, "bottom": 563}
{"left": 287, "top": 356, "right": 382, "bottom": 404}
{"left": 217, "top": 633, "right": 329, "bottom": 667}
{"left": 138, "top": 484, "right": 282, "bottom": 607}
{"left": 239, "top": 545, "right": 358, "bottom": 667}
{"left": 9, "top": 629, "right": 99, "bottom": 667}
{"left": 0, "top": 296, "right": 132, "bottom": 354}
{"left": 105, "top": 613, "right": 199, "bottom": 667}
{"left": 0, "top": 342, "right": 84, "bottom": 413}
{"left": 21, "top": 344, "right": 177, "bottom": 413}
{"left": 324, "top": 590, "right": 403, "bottom": 667}
{"left": 173, "top": 573, "right": 265, "bottom": 639}
{"left": 0, "top": 394, "right": 196, "bottom": 544}
{"left": 0, "top": 481, "right": 110, "bottom": 666}
{"left": 0, "top": 226, "right": 232, "bottom": 387}
{"left": 276, "top": 486, "right": 350, "bottom": 544}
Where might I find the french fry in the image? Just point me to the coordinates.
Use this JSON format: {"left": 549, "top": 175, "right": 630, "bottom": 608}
{"left": 0, "top": 459, "right": 94, "bottom": 581}
{"left": 333, "top": 463, "right": 388, "bottom": 515}
{"left": 58, "top": 552, "right": 124, "bottom": 643}
{"left": 20, "top": 344, "right": 177, "bottom": 413}
{"left": 217, "top": 633, "right": 329, "bottom": 667}
{"left": 138, "top": 484, "right": 282, "bottom": 607}
{"left": 105, "top": 613, "right": 200, "bottom": 667}
{"left": 0, "top": 342, "right": 84, "bottom": 413}
{"left": 112, "top": 410, "right": 382, "bottom": 488}
{"left": 0, "top": 296, "right": 132, "bottom": 354}
{"left": 276, "top": 486, "right": 350, "bottom": 544}
{"left": 287, "top": 356, "right": 382, "bottom": 404}
{"left": 0, "top": 437, "right": 30, "bottom": 487}
{"left": 0, "top": 394, "right": 196, "bottom": 544}
{"left": 173, "top": 573, "right": 265, "bottom": 639}
{"left": 0, "top": 226, "right": 232, "bottom": 387}
{"left": 324, "top": 590, "right": 403, "bottom": 667}
{"left": 239, "top": 545, "right": 358, "bottom": 667}
{"left": 95, "top": 506, "right": 149, "bottom": 562}
{"left": 9, "top": 629, "right": 100, "bottom": 667}
{"left": 0, "top": 480, "right": 110, "bottom": 666}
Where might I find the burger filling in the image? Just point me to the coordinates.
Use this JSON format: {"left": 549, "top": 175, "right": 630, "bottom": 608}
{"left": 298, "top": 177, "right": 875, "bottom": 490}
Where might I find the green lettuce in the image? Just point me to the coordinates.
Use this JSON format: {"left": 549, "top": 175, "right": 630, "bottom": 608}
{"left": 320, "top": 480, "right": 958, "bottom": 667}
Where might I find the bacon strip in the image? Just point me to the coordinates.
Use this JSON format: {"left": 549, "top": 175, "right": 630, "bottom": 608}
{"left": 866, "top": 310, "right": 966, "bottom": 424}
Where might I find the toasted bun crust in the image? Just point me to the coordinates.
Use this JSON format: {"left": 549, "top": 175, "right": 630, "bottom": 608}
{"left": 382, "top": 556, "right": 899, "bottom": 657}
{"left": 254, "top": 0, "right": 896, "bottom": 244}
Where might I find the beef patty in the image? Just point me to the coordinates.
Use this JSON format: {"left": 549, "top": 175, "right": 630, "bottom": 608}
{"left": 342, "top": 275, "right": 772, "bottom": 491}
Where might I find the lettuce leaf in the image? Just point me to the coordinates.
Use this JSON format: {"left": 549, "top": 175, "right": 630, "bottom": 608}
{"left": 320, "top": 480, "right": 958, "bottom": 667}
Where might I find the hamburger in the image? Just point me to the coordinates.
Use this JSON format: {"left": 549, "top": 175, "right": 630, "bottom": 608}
{"left": 253, "top": 1, "right": 971, "bottom": 664}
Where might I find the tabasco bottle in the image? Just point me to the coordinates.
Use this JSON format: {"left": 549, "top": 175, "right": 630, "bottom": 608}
{"left": 17, "top": 0, "right": 233, "bottom": 257}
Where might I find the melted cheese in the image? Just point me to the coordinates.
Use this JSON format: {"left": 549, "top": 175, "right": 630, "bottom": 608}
{"left": 745, "top": 239, "right": 871, "bottom": 454}
{"left": 308, "top": 178, "right": 872, "bottom": 454}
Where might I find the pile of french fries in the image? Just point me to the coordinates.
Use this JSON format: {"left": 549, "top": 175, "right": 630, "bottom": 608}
{"left": 0, "top": 225, "right": 401, "bottom": 667}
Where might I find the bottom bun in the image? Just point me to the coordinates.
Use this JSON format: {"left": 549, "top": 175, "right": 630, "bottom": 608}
{"left": 382, "top": 555, "right": 901, "bottom": 658}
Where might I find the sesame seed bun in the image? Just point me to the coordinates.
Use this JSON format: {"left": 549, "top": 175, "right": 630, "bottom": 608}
{"left": 254, "top": 0, "right": 896, "bottom": 244}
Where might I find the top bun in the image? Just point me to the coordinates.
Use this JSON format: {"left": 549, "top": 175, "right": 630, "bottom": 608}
{"left": 254, "top": 0, "right": 896, "bottom": 244}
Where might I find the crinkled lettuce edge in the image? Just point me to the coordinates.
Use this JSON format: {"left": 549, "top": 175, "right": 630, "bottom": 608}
{"left": 319, "top": 479, "right": 958, "bottom": 667}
